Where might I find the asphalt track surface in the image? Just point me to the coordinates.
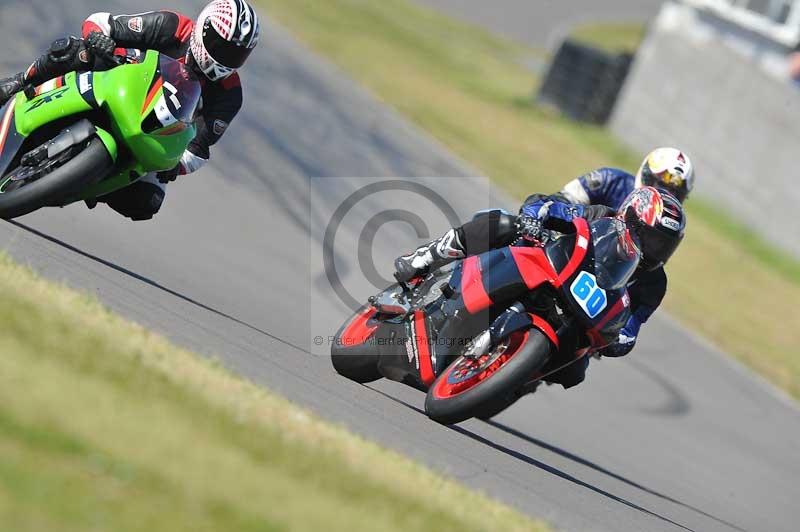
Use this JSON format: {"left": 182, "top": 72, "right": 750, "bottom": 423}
{"left": 1, "top": 2, "right": 799, "bottom": 531}
{"left": 412, "top": 0, "right": 665, "bottom": 48}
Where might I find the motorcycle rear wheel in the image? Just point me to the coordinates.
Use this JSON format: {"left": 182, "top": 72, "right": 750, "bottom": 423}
{"left": 330, "top": 305, "right": 382, "bottom": 383}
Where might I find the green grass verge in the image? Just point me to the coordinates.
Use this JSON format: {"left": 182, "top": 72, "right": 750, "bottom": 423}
{"left": 0, "top": 253, "right": 549, "bottom": 532}
{"left": 570, "top": 23, "right": 646, "bottom": 54}
{"left": 259, "top": 0, "right": 800, "bottom": 399}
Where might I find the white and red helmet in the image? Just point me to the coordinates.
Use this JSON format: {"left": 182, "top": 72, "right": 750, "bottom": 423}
{"left": 190, "top": 0, "right": 260, "bottom": 81}
{"left": 635, "top": 147, "right": 695, "bottom": 203}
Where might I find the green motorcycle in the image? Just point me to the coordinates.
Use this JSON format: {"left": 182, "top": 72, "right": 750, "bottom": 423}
{"left": 0, "top": 50, "right": 200, "bottom": 219}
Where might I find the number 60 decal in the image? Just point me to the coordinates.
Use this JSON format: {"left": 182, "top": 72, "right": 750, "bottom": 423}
{"left": 569, "top": 271, "right": 607, "bottom": 319}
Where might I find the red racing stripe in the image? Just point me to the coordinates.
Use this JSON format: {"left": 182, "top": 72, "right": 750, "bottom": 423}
{"left": 530, "top": 314, "right": 559, "bottom": 348}
{"left": 154, "top": 123, "right": 188, "bottom": 136}
{"left": 414, "top": 310, "right": 435, "bottom": 386}
{"left": 556, "top": 217, "right": 590, "bottom": 287}
{"left": 586, "top": 297, "right": 628, "bottom": 348}
{"left": 461, "top": 255, "right": 492, "bottom": 314}
{"left": 0, "top": 99, "right": 17, "bottom": 158}
{"left": 141, "top": 77, "right": 163, "bottom": 114}
{"left": 340, "top": 307, "right": 378, "bottom": 346}
{"left": 510, "top": 246, "right": 554, "bottom": 289}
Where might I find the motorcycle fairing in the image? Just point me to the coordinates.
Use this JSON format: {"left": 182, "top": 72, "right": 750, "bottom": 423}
{"left": 13, "top": 74, "right": 95, "bottom": 138}
{"left": 1, "top": 51, "right": 199, "bottom": 203}
{"left": 584, "top": 296, "right": 629, "bottom": 347}
{"left": 556, "top": 263, "right": 631, "bottom": 349}
{"left": 530, "top": 313, "right": 559, "bottom": 348}
{"left": 455, "top": 246, "right": 556, "bottom": 315}
{"left": 0, "top": 74, "right": 98, "bottom": 178}
{"left": 339, "top": 306, "right": 379, "bottom": 345}
{"left": 455, "top": 217, "right": 591, "bottom": 316}
{"left": 412, "top": 310, "right": 436, "bottom": 386}
{"left": 372, "top": 315, "right": 433, "bottom": 391}
{"left": 0, "top": 99, "right": 24, "bottom": 177}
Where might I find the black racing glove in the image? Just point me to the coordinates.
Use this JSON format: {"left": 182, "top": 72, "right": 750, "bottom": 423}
{"left": 516, "top": 215, "right": 545, "bottom": 242}
{"left": 85, "top": 31, "right": 116, "bottom": 61}
{"left": 157, "top": 165, "right": 180, "bottom": 184}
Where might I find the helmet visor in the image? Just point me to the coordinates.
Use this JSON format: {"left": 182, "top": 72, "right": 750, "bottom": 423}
{"left": 203, "top": 20, "right": 255, "bottom": 69}
{"left": 591, "top": 218, "right": 641, "bottom": 290}
{"left": 639, "top": 225, "right": 683, "bottom": 270}
{"left": 641, "top": 167, "right": 688, "bottom": 202}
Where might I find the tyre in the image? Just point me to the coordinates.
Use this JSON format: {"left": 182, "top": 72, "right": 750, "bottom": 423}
{"left": 425, "top": 329, "right": 552, "bottom": 425}
{"left": 0, "top": 137, "right": 112, "bottom": 220}
{"left": 476, "top": 388, "right": 527, "bottom": 421}
{"left": 330, "top": 306, "right": 382, "bottom": 383}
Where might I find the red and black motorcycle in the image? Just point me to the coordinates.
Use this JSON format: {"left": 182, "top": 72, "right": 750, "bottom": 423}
{"left": 331, "top": 216, "right": 639, "bottom": 425}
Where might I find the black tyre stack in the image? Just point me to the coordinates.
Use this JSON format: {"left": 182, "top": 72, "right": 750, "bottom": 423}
{"left": 537, "top": 39, "right": 633, "bottom": 125}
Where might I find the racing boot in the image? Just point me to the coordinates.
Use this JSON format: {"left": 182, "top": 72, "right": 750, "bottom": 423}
{"left": 0, "top": 73, "right": 25, "bottom": 107}
{"left": 394, "top": 228, "right": 465, "bottom": 282}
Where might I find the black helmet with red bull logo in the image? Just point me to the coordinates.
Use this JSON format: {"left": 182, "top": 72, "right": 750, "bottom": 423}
{"left": 618, "top": 186, "right": 686, "bottom": 271}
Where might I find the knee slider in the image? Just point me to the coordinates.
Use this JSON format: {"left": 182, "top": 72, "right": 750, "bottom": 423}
{"left": 103, "top": 182, "right": 164, "bottom": 221}
{"left": 126, "top": 190, "right": 163, "bottom": 221}
{"left": 149, "top": 188, "right": 165, "bottom": 213}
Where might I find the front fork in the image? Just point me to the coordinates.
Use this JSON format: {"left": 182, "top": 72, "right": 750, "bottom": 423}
{"left": 433, "top": 302, "right": 563, "bottom": 376}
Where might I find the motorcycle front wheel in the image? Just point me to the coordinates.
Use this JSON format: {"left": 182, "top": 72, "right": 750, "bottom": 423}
{"left": 0, "top": 137, "right": 112, "bottom": 219}
{"left": 424, "top": 329, "right": 552, "bottom": 425}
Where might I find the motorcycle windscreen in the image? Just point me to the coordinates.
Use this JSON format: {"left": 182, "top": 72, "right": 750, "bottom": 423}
{"left": 590, "top": 218, "right": 640, "bottom": 291}
{"left": 142, "top": 56, "right": 201, "bottom": 135}
{"left": 159, "top": 56, "right": 201, "bottom": 124}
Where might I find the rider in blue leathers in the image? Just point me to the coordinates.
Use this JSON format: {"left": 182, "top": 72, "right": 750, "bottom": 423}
{"left": 394, "top": 147, "right": 695, "bottom": 389}
{"left": 560, "top": 167, "right": 637, "bottom": 210}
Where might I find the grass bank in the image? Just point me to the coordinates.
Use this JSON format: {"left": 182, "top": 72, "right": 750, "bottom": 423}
{"left": 570, "top": 23, "right": 646, "bottom": 54}
{"left": 260, "top": 0, "right": 800, "bottom": 399}
{"left": 0, "top": 253, "right": 548, "bottom": 532}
